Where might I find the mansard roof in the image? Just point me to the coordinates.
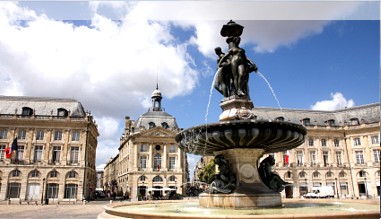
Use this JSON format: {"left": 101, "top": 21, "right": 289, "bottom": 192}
{"left": 251, "top": 103, "right": 380, "bottom": 126}
{"left": 0, "top": 96, "right": 86, "bottom": 117}
{"left": 134, "top": 110, "right": 178, "bottom": 131}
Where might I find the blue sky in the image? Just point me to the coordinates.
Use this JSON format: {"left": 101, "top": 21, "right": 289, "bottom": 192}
{"left": 169, "top": 20, "right": 379, "bottom": 130}
{"left": 0, "top": 1, "right": 379, "bottom": 178}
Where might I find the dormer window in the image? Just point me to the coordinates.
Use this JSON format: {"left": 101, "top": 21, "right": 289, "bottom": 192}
{"left": 327, "top": 119, "right": 335, "bottom": 126}
{"left": 275, "top": 117, "right": 284, "bottom": 122}
{"left": 302, "top": 118, "right": 310, "bottom": 126}
{"left": 21, "top": 107, "right": 33, "bottom": 116}
{"left": 350, "top": 118, "right": 360, "bottom": 126}
{"left": 149, "top": 122, "right": 156, "bottom": 129}
{"left": 161, "top": 122, "right": 169, "bottom": 129}
{"left": 57, "top": 108, "right": 68, "bottom": 117}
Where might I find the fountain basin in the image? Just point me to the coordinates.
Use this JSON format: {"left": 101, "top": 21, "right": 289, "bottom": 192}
{"left": 176, "top": 120, "right": 306, "bottom": 208}
{"left": 98, "top": 199, "right": 380, "bottom": 219}
{"left": 176, "top": 119, "right": 307, "bottom": 155}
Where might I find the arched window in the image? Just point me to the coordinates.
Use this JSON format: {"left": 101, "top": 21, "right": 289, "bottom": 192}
{"left": 68, "top": 171, "right": 76, "bottom": 178}
{"left": 153, "top": 176, "right": 163, "bottom": 182}
{"left": 169, "top": 176, "right": 176, "bottom": 182}
{"left": 298, "top": 171, "right": 306, "bottom": 179}
{"left": 326, "top": 171, "right": 334, "bottom": 178}
{"left": 11, "top": 170, "right": 21, "bottom": 177}
{"left": 285, "top": 171, "right": 292, "bottom": 179}
{"left": 339, "top": 171, "right": 347, "bottom": 178}
{"left": 139, "top": 175, "right": 146, "bottom": 182}
{"left": 312, "top": 171, "right": 320, "bottom": 178}
{"left": 49, "top": 170, "right": 58, "bottom": 178}
{"left": 358, "top": 170, "right": 367, "bottom": 178}
{"left": 29, "top": 169, "right": 40, "bottom": 178}
{"left": 154, "top": 153, "right": 161, "bottom": 170}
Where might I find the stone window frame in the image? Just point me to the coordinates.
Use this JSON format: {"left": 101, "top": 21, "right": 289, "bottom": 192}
{"left": 152, "top": 175, "right": 163, "bottom": 182}
{"left": 0, "top": 129, "right": 7, "bottom": 139}
{"left": 29, "top": 169, "right": 40, "bottom": 178}
{"left": 18, "top": 129, "right": 27, "bottom": 140}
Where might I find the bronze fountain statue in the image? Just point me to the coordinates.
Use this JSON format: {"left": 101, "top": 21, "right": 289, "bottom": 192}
{"left": 98, "top": 20, "right": 379, "bottom": 219}
{"left": 176, "top": 20, "right": 307, "bottom": 208}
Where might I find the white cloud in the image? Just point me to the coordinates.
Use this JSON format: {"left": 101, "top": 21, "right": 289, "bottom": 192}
{"left": 311, "top": 92, "right": 355, "bottom": 111}
{"left": 97, "top": 117, "right": 120, "bottom": 139}
{"left": 0, "top": 1, "right": 371, "bottom": 166}
{"left": 0, "top": 2, "right": 198, "bottom": 165}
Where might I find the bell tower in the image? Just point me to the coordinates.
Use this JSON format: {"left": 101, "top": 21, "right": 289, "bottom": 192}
{"left": 151, "top": 83, "right": 162, "bottom": 111}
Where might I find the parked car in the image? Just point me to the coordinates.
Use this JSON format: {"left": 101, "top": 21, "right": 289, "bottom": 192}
{"left": 303, "top": 186, "right": 334, "bottom": 198}
{"left": 95, "top": 190, "right": 106, "bottom": 198}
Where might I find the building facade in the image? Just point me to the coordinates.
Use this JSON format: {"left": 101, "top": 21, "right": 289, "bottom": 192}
{"left": 96, "top": 164, "right": 106, "bottom": 191}
{"left": 194, "top": 103, "right": 380, "bottom": 199}
{"left": 0, "top": 96, "right": 99, "bottom": 203}
{"left": 104, "top": 86, "right": 189, "bottom": 200}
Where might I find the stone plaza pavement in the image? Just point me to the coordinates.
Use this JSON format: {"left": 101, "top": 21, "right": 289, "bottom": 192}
{"left": 0, "top": 198, "right": 379, "bottom": 219}
{"left": 0, "top": 200, "right": 111, "bottom": 219}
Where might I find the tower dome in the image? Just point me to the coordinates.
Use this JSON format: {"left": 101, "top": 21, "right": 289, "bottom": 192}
{"left": 151, "top": 84, "right": 162, "bottom": 111}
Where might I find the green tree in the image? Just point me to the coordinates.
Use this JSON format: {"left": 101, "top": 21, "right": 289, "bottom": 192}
{"left": 198, "top": 159, "right": 216, "bottom": 183}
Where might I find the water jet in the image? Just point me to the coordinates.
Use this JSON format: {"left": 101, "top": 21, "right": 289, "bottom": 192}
{"left": 98, "top": 20, "right": 379, "bottom": 219}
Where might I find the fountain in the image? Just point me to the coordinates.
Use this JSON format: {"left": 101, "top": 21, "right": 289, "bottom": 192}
{"left": 176, "top": 20, "right": 306, "bottom": 208}
{"left": 98, "top": 21, "right": 379, "bottom": 219}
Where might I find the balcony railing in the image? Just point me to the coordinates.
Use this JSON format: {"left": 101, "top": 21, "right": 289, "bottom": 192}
{"left": 48, "top": 160, "right": 61, "bottom": 165}
{"left": 66, "top": 160, "right": 79, "bottom": 165}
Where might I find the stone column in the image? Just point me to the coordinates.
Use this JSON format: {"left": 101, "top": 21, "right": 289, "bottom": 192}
{"left": 133, "top": 144, "right": 137, "bottom": 169}
{"left": 177, "top": 147, "right": 181, "bottom": 170}
{"left": 148, "top": 144, "right": 153, "bottom": 170}
{"left": 163, "top": 144, "right": 167, "bottom": 171}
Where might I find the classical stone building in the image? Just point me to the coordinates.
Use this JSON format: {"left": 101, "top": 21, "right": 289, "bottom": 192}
{"left": 194, "top": 103, "right": 380, "bottom": 199}
{"left": 0, "top": 96, "right": 99, "bottom": 203}
{"left": 96, "top": 164, "right": 106, "bottom": 190}
{"left": 104, "top": 86, "right": 189, "bottom": 199}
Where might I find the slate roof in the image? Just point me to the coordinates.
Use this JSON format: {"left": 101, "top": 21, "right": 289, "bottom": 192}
{"left": 134, "top": 110, "right": 178, "bottom": 130}
{"left": 251, "top": 103, "right": 380, "bottom": 126}
{"left": 0, "top": 96, "right": 86, "bottom": 117}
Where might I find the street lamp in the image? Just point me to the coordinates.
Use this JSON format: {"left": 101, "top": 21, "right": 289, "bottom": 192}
{"left": 335, "top": 178, "right": 339, "bottom": 199}
{"left": 41, "top": 178, "right": 45, "bottom": 205}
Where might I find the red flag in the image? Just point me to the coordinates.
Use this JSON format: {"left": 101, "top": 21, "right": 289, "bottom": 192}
{"left": 5, "top": 147, "right": 11, "bottom": 159}
{"left": 285, "top": 150, "right": 290, "bottom": 165}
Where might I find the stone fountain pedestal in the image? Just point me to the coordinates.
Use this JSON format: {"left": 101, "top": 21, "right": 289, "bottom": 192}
{"left": 199, "top": 148, "right": 281, "bottom": 208}
{"left": 219, "top": 97, "right": 255, "bottom": 121}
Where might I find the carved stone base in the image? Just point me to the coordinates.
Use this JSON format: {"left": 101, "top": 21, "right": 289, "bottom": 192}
{"left": 219, "top": 97, "right": 254, "bottom": 121}
{"left": 199, "top": 192, "right": 281, "bottom": 208}
{"left": 199, "top": 148, "right": 282, "bottom": 208}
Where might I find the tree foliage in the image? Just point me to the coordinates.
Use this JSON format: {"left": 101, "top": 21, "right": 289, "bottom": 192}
{"left": 198, "top": 159, "right": 216, "bottom": 183}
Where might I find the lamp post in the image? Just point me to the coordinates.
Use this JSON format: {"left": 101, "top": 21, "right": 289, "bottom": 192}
{"left": 41, "top": 178, "right": 45, "bottom": 205}
{"left": 335, "top": 178, "right": 339, "bottom": 199}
